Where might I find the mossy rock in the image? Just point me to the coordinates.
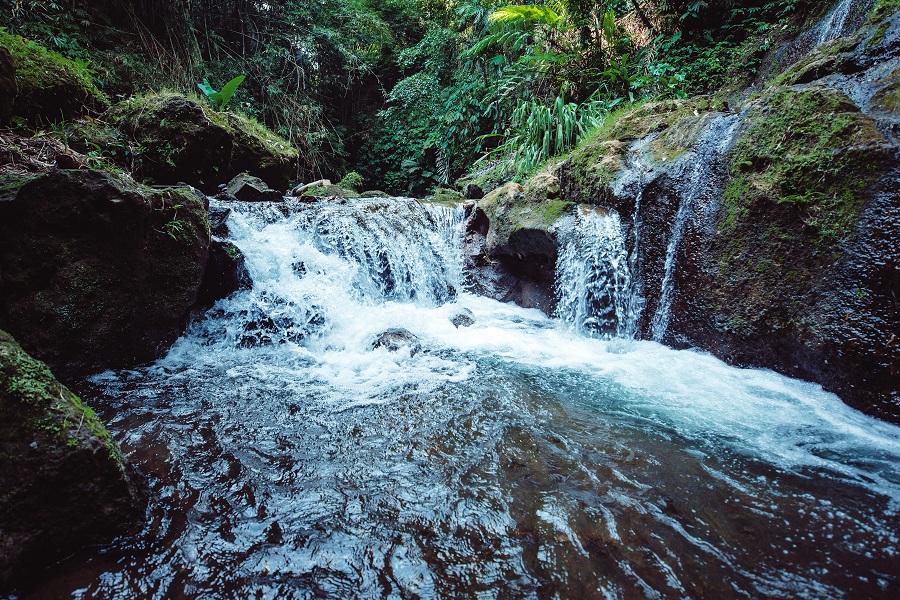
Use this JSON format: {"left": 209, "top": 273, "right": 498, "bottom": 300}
{"left": 0, "top": 30, "right": 108, "bottom": 124}
{"left": 480, "top": 180, "right": 573, "bottom": 255}
{"left": 0, "top": 329, "right": 143, "bottom": 587}
{"left": 0, "top": 169, "right": 210, "bottom": 379}
{"left": 222, "top": 111, "right": 298, "bottom": 191}
{"left": 431, "top": 187, "right": 464, "bottom": 205}
{"left": 300, "top": 183, "right": 360, "bottom": 198}
{"left": 360, "top": 190, "right": 391, "bottom": 198}
{"left": 105, "top": 92, "right": 298, "bottom": 191}
{"left": 0, "top": 47, "right": 15, "bottom": 125}
{"left": 559, "top": 97, "right": 720, "bottom": 204}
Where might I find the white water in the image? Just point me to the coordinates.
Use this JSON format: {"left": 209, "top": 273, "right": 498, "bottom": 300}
{"left": 650, "top": 114, "right": 742, "bottom": 341}
{"left": 44, "top": 197, "right": 900, "bottom": 598}
{"left": 815, "top": 0, "right": 856, "bottom": 46}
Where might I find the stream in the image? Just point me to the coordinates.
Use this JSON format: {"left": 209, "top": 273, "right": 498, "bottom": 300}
{"left": 26, "top": 198, "right": 900, "bottom": 599}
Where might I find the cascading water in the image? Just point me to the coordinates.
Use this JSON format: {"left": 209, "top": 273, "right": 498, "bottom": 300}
{"left": 650, "top": 114, "right": 742, "bottom": 341}
{"left": 554, "top": 206, "right": 636, "bottom": 339}
{"left": 29, "top": 196, "right": 900, "bottom": 599}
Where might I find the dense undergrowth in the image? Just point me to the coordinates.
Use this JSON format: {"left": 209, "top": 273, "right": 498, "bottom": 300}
{"left": 1, "top": 0, "right": 833, "bottom": 192}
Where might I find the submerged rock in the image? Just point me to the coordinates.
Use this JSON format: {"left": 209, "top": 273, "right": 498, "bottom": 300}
{"left": 450, "top": 308, "right": 475, "bottom": 328}
{"left": 0, "top": 329, "right": 143, "bottom": 588}
{"left": 0, "top": 169, "right": 210, "bottom": 380}
{"left": 372, "top": 328, "right": 422, "bottom": 355}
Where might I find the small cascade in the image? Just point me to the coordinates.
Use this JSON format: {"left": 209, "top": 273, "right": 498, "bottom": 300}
{"left": 814, "top": 0, "right": 855, "bottom": 46}
{"left": 555, "top": 206, "right": 636, "bottom": 338}
{"left": 650, "top": 114, "right": 742, "bottom": 341}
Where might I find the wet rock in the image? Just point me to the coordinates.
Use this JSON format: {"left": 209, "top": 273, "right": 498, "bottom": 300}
{"left": 372, "top": 328, "right": 422, "bottom": 355}
{"left": 0, "top": 329, "right": 144, "bottom": 588}
{"left": 223, "top": 173, "right": 283, "bottom": 202}
{"left": 450, "top": 308, "right": 475, "bottom": 328}
{"left": 475, "top": 180, "right": 572, "bottom": 314}
{"left": 208, "top": 205, "right": 232, "bottom": 237}
{"left": 464, "top": 183, "right": 484, "bottom": 200}
{"left": 195, "top": 240, "right": 252, "bottom": 310}
{"left": 0, "top": 47, "right": 16, "bottom": 126}
{"left": 0, "top": 169, "right": 210, "bottom": 380}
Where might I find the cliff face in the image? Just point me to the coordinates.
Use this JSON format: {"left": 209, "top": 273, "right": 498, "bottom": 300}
{"left": 479, "top": 4, "right": 900, "bottom": 421}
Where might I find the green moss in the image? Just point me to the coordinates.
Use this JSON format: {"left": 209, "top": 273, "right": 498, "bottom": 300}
{"left": 723, "top": 86, "right": 887, "bottom": 246}
{"left": 869, "top": 0, "right": 900, "bottom": 22}
{"left": 538, "top": 200, "right": 575, "bottom": 225}
{"left": 0, "top": 329, "right": 121, "bottom": 461}
{"left": 431, "top": 187, "right": 464, "bottom": 205}
{"left": 301, "top": 183, "right": 360, "bottom": 198}
{"left": 0, "top": 173, "right": 34, "bottom": 200}
{"left": 0, "top": 29, "right": 108, "bottom": 121}
{"left": 338, "top": 170, "right": 364, "bottom": 192}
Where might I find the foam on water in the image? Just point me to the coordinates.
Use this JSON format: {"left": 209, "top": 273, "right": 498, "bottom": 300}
{"left": 39, "top": 196, "right": 900, "bottom": 599}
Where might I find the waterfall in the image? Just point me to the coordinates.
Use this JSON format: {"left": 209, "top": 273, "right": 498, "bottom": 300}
{"left": 650, "top": 114, "right": 742, "bottom": 341}
{"left": 555, "top": 206, "right": 636, "bottom": 339}
{"left": 815, "top": 0, "right": 855, "bottom": 46}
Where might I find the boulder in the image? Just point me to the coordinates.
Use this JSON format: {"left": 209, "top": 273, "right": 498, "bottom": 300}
{"left": 0, "top": 47, "right": 16, "bottom": 126}
{"left": 209, "top": 205, "right": 232, "bottom": 237}
{"left": 0, "top": 329, "right": 143, "bottom": 588}
{"left": 104, "top": 93, "right": 298, "bottom": 192}
{"left": 360, "top": 190, "right": 391, "bottom": 198}
{"left": 0, "top": 169, "right": 210, "bottom": 380}
{"left": 372, "top": 328, "right": 422, "bottom": 355}
{"left": 195, "top": 240, "right": 252, "bottom": 309}
{"left": 223, "top": 173, "right": 283, "bottom": 202}
{"left": 0, "top": 30, "right": 108, "bottom": 124}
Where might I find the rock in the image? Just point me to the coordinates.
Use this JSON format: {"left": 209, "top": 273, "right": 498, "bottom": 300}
{"left": 0, "top": 329, "right": 144, "bottom": 587}
{"left": 433, "top": 187, "right": 465, "bottom": 204}
{"left": 208, "top": 205, "right": 232, "bottom": 237}
{"left": 474, "top": 180, "right": 573, "bottom": 313}
{"left": 105, "top": 92, "right": 298, "bottom": 192}
{"left": 450, "top": 308, "right": 475, "bottom": 328}
{"left": 464, "top": 183, "right": 484, "bottom": 200}
{"left": 372, "top": 328, "right": 422, "bottom": 355}
{"left": 0, "top": 169, "right": 210, "bottom": 380}
{"left": 666, "top": 84, "right": 900, "bottom": 421}
{"left": 297, "top": 182, "right": 360, "bottom": 199}
{"left": 223, "top": 112, "right": 298, "bottom": 192}
{"left": 360, "top": 190, "right": 391, "bottom": 198}
{"left": 0, "top": 30, "right": 107, "bottom": 124}
{"left": 224, "top": 172, "right": 283, "bottom": 202}
{"left": 0, "top": 47, "right": 16, "bottom": 126}
{"left": 195, "top": 240, "right": 253, "bottom": 309}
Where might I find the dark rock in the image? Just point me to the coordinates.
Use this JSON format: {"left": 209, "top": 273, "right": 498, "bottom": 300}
{"left": 224, "top": 172, "right": 283, "bottom": 202}
{"left": 0, "top": 47, "right": 16, "bottom": 126}
{"left": 464, "top": 183, "right": 484, "bottom": 200}
{"left": 0, "top": 30, "right": 107, "bottom": 125}
{"left": 372, "top": 328, "right": 422, "bottom": 355}
{"left": 450, "top": 308, "right": 475, "bottom": 328}
{"left": 0, "top": 329, "right": 144, "bottom": 588}
{"left": 196, "top": 240, "right": 252, "bottom": 309}
{"left": 104, "top": 93, "right": 298, "bottom": 192}
{"left": 209, "top": 205, "right": 232, "bottom": 237}
{"left": 0, "top": 169, "right": 210, "bottom": 380}
{"left": 53, "top": 153, "right": 81, "bottom": 169}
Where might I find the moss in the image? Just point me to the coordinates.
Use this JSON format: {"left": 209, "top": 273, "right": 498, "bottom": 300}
{"left": 869, "top": 0, "right": 900, "bottom": 22}
{"left": 0, "top": 173, "right": 33, "bottom": 200}
{"left": 0, "top": 329, "right": 121, "bottom": 461}
{"left": 431, "top": 187, "right": 464, "bottom": 205}
{"left": 870, "top": 67, "right": 900, "bottom": 111}
{"left": 538, "top": 200, "right": 575, "bottom": 226}
{"left": 337, "top": 171, "right": 364, "bottom": 192}
{"left": 0, "top": 29, "right": 108, "bottom": 122}
{"left": 723, "top": 86, "right": 887, "bottom": 246}
{"left": 301, "top": 183, "right": 360, "bottom": 198}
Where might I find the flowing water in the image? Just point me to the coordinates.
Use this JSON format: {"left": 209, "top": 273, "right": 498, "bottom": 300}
{"left": 25, "top": 198, "right": 900, "bottom": 599}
